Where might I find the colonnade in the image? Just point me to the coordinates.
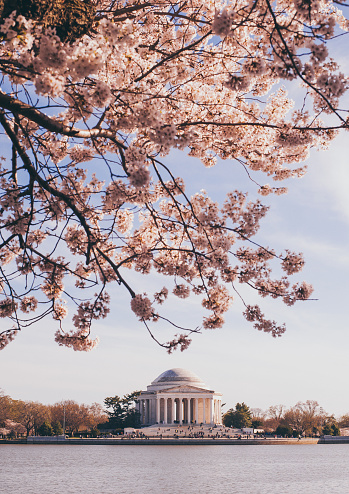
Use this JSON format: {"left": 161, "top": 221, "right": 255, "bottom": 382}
{"left": 138, "top": 395, "right": 222, "bottom": 426}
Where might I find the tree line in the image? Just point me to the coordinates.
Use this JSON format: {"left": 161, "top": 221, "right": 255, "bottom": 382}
{"left": 0, "top": 389, "right": 143, "bottom": 438}
{"left": 223, "top": 401, "right": 342, "bottom": 437}
{"left": 2, "top": 389, "right": 348, "bottom": 438}
{"left": 0, "top": 389, "right": 108, "bottom": 437}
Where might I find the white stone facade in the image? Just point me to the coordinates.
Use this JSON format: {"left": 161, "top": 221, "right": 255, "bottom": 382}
{"left": 137, "top": 368, "right": 222, "bottom": 426}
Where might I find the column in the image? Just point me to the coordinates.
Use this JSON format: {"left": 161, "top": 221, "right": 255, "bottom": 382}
{"left": 179, "top": 398, "right": 183, "bottom": 424}
{"left": 164, "top": 397, "right": 168, "bottom": 424}
{"left": 172, "top": 397, "right": 176, "bottom": 424}
{"left": 156, "top": 397, "right": 160, "bottom": 424}
{"left": 195, "top": 398, "right": 199, "bottom": 424}
{"left": 203, "top": 398, "right": 206, "bottom": 424}
{"left": 188, "top": 398, "right": 191, "bottom": 424}
{"left": 150, "top": 398, "right": 154, "bottom": 425}
{"left": 209, "top": 398, "right": 213, "bottom": 424}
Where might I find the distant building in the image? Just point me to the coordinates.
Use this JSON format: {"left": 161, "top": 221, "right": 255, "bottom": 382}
{"left": 137, "top": 368, "right": 222, "bottom": 426}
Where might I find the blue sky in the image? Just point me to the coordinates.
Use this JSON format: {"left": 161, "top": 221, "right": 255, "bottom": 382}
{"left": 1, "top": 23, "right": 349, "bottom": 419}
{"left": 1, "top": 126, "right": 348, "bottom": 417}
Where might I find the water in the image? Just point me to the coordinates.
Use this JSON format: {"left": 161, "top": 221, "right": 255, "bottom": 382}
{"left": 1, "top": 444, "right": 349, "bottom": 494}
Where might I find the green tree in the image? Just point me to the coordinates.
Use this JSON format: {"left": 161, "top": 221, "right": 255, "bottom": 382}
{"left": 251, "top": 418, "right": 263, "bottom": 429}
{"left": 331, "top": 423, "right": 341, "bottom": 437}
{"left": 37, "top": 421, "right": 53, "bottom": 436}
{"left": 52, "top": 421, "right": 63, "bottom": 435}
{"left": 322, "top": 417, "right": 340, "bottom": 436}
{"left": 222, "top": 403, "right": 252, "bottom": 429}
{"left": 90, "top": 426, "right": 100, "bottom": 438}
{"left": 275, "top": 425, "right": 293, "bottom": 437}
{"left": 103, "top": 391, "right": 141, "bottom": 430}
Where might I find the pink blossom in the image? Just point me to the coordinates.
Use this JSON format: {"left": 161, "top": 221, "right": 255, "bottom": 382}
{"left": 173, "top": 284, "right": 190, "bottom": 299}
{"left": 20, "top": 296, "right": 38, "bottom": 313}
{"left": 0, "top": 329, "right": 18, "bottom": 350}
{"left": 131, "top": 294, "right": 153, "bottom": 320}
{"left": 54, "top": 330, "right": 99, "bottom": 351}
{"left": 154, "top": 287, "right": 168, "bottom": 305}
{"left": 212, "top": 9, "right": 235, "bottom": 37}
{"left": 0, "top": 298, "right": 17, "bottom": 317}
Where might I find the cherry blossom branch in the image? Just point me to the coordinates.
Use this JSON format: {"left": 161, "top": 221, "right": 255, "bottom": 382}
{"left": 95, "top": 246, "right": 136, "bottom": 298}
{"left": 142, "top": 318, "right": 196, "bottom": 353}
{"left": 0, "top": 1, "right": 346, "bottom": 351}
{"left": 0, "top": 90, "right": 127, "bottom": 143}
{"left": 265, "top": 0, "right": 347, "bottom": 125}
{"left": 178, "top": 120, "right": 347, "bottom": 131}
{"left": 134, "top": 31, "right": 212, "bottom": 82}
{"left": 0, "top": 111, "right": 98, "bottom": 261}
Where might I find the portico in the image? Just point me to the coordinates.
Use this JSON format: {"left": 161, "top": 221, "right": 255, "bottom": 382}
{"left": 137, "top": 368, "right": 222, "bottom": 426}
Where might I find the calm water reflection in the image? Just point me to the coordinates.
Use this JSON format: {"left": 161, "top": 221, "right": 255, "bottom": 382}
{"left": 2, "top": 444, "right": 349, "bottom": 494}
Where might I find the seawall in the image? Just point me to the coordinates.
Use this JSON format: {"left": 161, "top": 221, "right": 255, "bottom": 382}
{"left": 25, "top": 437, "right": 320, "bottom": 445}
{"left": 3, "top": 436, "right": 348, "bottom": 445}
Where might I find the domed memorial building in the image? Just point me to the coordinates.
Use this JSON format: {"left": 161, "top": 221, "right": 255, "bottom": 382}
{"left": 137, "top": 368, "right": 222, "bottom": 426}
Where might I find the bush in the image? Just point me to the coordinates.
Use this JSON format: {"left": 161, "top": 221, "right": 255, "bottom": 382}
{"left": 37, "top": 421, "right": 53, "bottom": 436}
{"left": 275, "top": 425, "right": 293, "bottom": 438}
{"left": 90, "top": 427, "right": 100, "bottom": 438}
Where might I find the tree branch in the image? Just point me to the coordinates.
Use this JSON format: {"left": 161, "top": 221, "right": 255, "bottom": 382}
{"left": 0, "top": 90, "right": 126, "bottom": 144}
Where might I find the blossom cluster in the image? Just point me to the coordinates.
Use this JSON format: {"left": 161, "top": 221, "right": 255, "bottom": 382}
{"left": 54, "top": 330, "right": 99, "bottom": 352}
{"left": 0, "top": 329, "right": 18, "bottom": 350}
{"left": 130, "top": 294, "right": 154, "bottom": 321}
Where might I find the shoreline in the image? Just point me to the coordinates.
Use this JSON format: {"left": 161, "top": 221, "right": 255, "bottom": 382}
{"left": 2, "top": 437, "right": 348, "bottom": 445}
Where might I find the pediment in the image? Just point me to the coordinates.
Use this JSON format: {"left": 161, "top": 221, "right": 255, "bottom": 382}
{"left": 158, "top": 385, "right": 213, "bottom": 394}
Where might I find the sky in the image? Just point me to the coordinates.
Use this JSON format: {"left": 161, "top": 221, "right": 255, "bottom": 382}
{"left": 1, "top": 25, "right": 349, "bottom": 419}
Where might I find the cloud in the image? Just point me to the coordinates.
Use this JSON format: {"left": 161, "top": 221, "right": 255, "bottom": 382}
{"left": 306, "top": 133, "right": 349, "bottom": 223}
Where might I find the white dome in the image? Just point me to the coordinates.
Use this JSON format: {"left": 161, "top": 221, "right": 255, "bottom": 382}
{"left": 147, "top": 368, "right": 209, "bottom": 391}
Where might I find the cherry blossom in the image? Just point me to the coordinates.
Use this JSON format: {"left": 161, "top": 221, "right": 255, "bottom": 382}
{"left": 130, "top": 294, "right": 154, "bottom": 321}
{"left": 0, "top": 0, "right": 347, "bottom": 351}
